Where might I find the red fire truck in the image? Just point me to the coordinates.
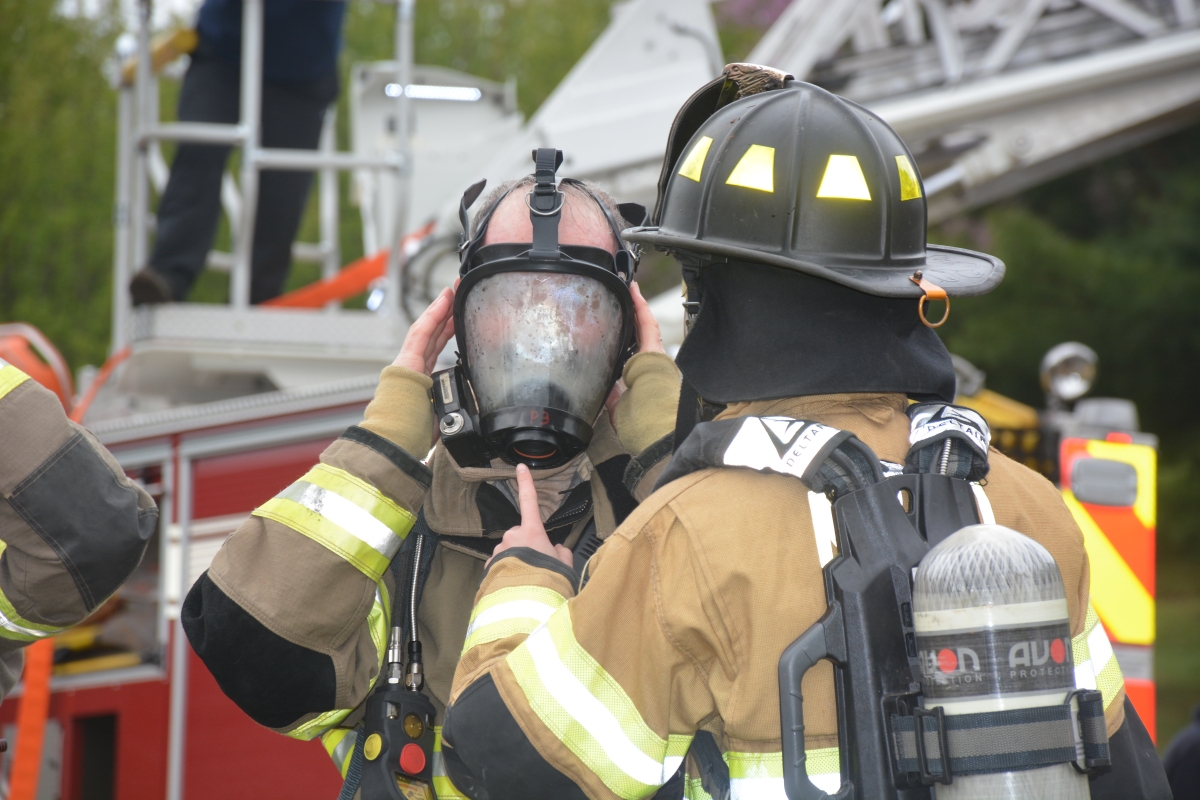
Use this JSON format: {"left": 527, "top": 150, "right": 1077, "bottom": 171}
{"left": 0, "top": 363, "right": 378, "bottom": 797}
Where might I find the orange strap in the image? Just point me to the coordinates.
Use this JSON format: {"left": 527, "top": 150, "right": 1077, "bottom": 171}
{"left": 9, "top": 639, "right": 54, "bottom": 800}
{"left": 263, "top": 222, "right": 436, "bottom": 309}
{"left": 263, "top": 250, "right": 390, "bottom": 308}
{"left": 70, "top": 346, "right": 131, "bottom": 424}
{"left": 910, "top": 271, "right": 950, "bottom": 328}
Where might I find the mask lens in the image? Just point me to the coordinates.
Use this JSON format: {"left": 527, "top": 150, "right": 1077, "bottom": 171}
{"left": 462, "top": 271, "right": 626, "bottom": 428}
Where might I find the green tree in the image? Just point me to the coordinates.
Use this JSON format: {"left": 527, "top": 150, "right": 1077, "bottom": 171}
{"left": 936, "top": 125, "right": 1200, "bottom": 554}
{"left": 0, "top": 0, "right": 118, "bottom": 370}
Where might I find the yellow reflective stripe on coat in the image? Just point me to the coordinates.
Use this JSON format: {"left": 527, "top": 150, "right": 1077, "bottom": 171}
{"left": 507, "top": 606, "right": 693, "bottom": 799}
{"left": 1072, "top": 603, "right": 1125, "bottom": 711}
{"left": 288, "top": 585, "right": 390, "bottom": 742}
{"left": 461, "top": 585, "right": 567, "bottom": 655}
{"left": 432, "top": 726, "right": 470, "bottom": 799}
{"left": 370, "top": 583, "right": 390, "bottom": 668}
{"left": 254, "top": 463, "right": 415, "bottom": 582}
{"left": 725, "top": 748, "right": 840, "bottom": 798}
{"left": 321, "top": 726, "right": 358, "bottom": 778}
{"left": 0, "top": 362, "right": 30, "bottom": 403}
{"left": 0, "top": 541, "right": 67, "bottom": 642}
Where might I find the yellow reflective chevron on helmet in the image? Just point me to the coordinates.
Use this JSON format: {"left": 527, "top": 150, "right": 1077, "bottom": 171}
{"left": 816, "top": 154, "right": 871, "bottom": 200}
{"left": 726, "top": 144, "right": 775, "bottom": 193}
{"left": 678, "top": 136, "right": 713, "bottom": 182}
{"left": 896, "top": 155, "right": 922, "bottom": 201}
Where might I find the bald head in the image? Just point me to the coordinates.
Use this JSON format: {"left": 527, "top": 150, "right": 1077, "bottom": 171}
{"left": 482, "top": 184, "right": 619, "bottom": 254}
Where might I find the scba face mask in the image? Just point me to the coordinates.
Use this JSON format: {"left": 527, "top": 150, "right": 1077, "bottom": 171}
{"left": 432, "top": 148, "right": 643, "bottom": 469}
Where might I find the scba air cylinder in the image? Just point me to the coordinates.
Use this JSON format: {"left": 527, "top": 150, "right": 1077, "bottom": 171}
{"left": 912, "top": 524, "right": 1087, "bottom": 800}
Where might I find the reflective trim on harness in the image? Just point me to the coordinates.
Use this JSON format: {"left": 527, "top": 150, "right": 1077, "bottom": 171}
{"left": 461, "top": 585, "right": 567, "bottom": 656}
{"left": 971, "top": 482, "right": 996, "bottom": 524}
{"left": 807, "top": 492, "right": 838, "bottom": 567}
{"left": 254, "top": 463, "right": 415, "bottom": 582}
{"left": 0, "top": 363, "right": 29, "bottom": 403}
{"left": 507, "top": 606, "right": 693, "bottom": 799}
{"left": 1072, "top": 604, "right": 1125, "bottom": 712}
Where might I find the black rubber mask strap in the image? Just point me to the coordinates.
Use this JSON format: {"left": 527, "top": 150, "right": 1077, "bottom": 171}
{"left": 528, "top": 148, "right": 564, "bottom": 260}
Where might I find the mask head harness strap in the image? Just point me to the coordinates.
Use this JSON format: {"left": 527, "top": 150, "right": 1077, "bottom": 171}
{"left": 528, "top": 148, "right": 565, "bottom": 260}
{"left": 457, "top": 178, "right": 488, "bottom": 254}
{"left": 455, "top": 155, "right": 645, "bottom": 283}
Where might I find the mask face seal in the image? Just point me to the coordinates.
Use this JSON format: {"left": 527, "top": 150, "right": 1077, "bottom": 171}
{"left": 431, "top": 148, "right": 641, "bottom": 469}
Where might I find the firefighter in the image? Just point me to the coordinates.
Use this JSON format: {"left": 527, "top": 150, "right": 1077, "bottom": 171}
{"left": 0, "top": 360, "right": 157, "bottom": 699}
{"left": 440, "top": 71, "right": 1170, "bottom": 799}
{"left": 181, "top": 159, "right": 681, "bottom": 798}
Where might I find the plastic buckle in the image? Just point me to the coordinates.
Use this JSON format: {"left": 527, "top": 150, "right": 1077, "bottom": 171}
{"left": 1066, "top": 688, "right": 1111, "bottom": 774}
{"left": 912, "top": 706, "right": 952, "bottom": 786}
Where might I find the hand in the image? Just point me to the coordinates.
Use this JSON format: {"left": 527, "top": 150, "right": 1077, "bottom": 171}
{"left": 393, "top": 286, "right": 456, "bottom": 375}
{"left": 631, "top": 281, "right": 665, "bottom": 354}
{"left": 486, "top": 465, "right": 573, "bottom": 570}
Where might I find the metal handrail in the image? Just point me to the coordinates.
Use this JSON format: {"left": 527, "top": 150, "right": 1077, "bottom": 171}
{"left": 114, "top": 0, "right": 415, "bottom": 357}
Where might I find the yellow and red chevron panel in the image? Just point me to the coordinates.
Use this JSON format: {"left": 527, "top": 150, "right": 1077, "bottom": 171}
{"left": 1060, "top": 435, "right": 1156, "bottom": 739}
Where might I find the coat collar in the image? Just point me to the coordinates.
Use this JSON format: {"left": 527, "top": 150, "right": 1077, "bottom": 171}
{"left": 716, "top": 393, "right": 912, "bottom": 464}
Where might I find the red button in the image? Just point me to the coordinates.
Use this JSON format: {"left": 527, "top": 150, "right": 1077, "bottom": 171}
{"left": 399, "top": 743, "right": 426, "bottom": 774}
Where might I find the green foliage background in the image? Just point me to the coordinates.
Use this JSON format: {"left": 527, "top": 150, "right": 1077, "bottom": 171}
{"left": 0, "top": 0, "right": 118, "bottom": 369}
{"left": 1, "top": 0, "right": 1198, "bottom": 751}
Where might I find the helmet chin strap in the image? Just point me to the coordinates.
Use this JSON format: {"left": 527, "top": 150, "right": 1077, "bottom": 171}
{"left": 528, "top": 148, "right": 565, "bottom": 261}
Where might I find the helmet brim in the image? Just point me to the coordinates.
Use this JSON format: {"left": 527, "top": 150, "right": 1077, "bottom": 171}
{"left": 622, "top": 227, "right": 1005, "bottom": 299}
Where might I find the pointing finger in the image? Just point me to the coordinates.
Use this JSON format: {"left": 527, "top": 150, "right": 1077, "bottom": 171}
{"left": 515, "top": 464, "right": 541, "bottom": 527}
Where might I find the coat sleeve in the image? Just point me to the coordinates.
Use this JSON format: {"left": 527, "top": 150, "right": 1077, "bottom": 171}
{"left": 182, "top": 366, "right": 435, "bottom": 741}
{"left": 0, "top": 360, "right": 157, "bottom": 694}
{"left": 444, "top": 502, "right": 715, "bottom": 800}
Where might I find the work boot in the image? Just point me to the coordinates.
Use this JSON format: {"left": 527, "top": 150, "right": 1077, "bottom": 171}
{"left": 130, "top": 268, "right": 174, "bottom": 306}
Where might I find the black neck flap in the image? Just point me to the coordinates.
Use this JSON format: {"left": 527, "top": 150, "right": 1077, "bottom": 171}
{"left": 676, "top": 260, "right": 957, "bottom": 404}
{"left": 529, "top": 148, "right": 565, "bottom": 260}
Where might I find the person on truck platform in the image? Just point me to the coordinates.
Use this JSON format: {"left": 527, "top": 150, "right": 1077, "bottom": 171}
{"left": 130, "top": 0, "right": 346, "bottom": 306}
{"left": 181, "top": 158, "right": 682, "bottom": 799}
{"left": 438, "top": 68, "right": 1171, "bottom": 800}
{"left": 0, "top": 359, "right": 157, "bottom": 700}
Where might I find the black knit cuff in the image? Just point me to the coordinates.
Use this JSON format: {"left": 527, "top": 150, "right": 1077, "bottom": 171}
{"left": 483, "top": 547, "right": 579, "bottom": 587}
